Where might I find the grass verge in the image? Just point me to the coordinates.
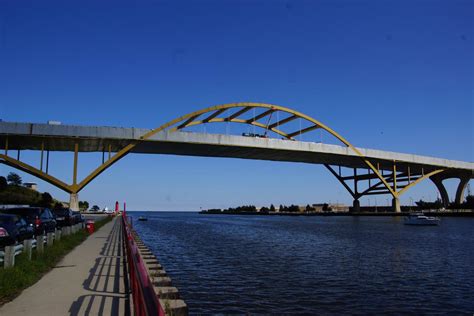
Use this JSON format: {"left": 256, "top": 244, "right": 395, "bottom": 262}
{"left": 0, "top": 215, "right": 114, "bottom": 305}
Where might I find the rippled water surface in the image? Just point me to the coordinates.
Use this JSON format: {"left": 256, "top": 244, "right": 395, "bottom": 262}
{"left": 132, "top": 212, "right": 474, "bottom": 314}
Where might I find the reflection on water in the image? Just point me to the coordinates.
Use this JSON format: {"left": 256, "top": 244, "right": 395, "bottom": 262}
{"left": 132, "top": 212, "right": 474, "bottom": 314}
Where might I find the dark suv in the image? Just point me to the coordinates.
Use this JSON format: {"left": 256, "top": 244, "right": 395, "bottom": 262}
{"left": 0, "top": 214, "right": 35, "bottom": 247}
{"left": 52, "top": 208, "right": 75, "bottom": 227}
{"left": 0, "top": 207, "right": 56, "bottom": 236}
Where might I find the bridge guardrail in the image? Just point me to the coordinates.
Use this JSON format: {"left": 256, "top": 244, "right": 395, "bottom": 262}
{"left": 0, "top": 223, "right": 83, "bottom": 268}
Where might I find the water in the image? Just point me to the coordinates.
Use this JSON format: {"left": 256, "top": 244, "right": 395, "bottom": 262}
{"left": 131, "top": 212, "right": 474, "bottom": 314}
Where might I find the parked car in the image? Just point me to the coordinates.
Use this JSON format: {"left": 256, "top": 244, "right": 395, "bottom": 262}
{"left": 0, "top": 214, "right": 35, "bottom": 247}
{"left": 0, "top": 207, "right": 56, "bottom": 236}
{"left": 52, "top": 208, "right": 75, "bottom": 227}
{"left": 72, "top": 211, "right": 85, "bottom": 224}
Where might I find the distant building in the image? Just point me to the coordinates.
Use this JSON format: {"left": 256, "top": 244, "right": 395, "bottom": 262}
{"left": 23, "top": 182, "right": 38, "bottom": 191}
{"left": 312, "top": 203, "right": 349, "bottom": 212}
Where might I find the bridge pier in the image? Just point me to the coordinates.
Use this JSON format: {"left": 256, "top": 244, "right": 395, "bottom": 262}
{"left": 352, "top": 199, "right": 360, "bottom": 212}
{"left": 430, "top": 176, "right": 450, "bottom": 208}
{"left": 69, "top": 193, "right": 79, "bottom": 211}
{"left": 455, "top": 176, "right": 470, "bottom": 205}
{"left": 392, "top": 198, "right": 401, "bottom": 213}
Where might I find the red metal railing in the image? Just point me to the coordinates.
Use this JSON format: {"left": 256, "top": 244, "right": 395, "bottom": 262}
{"left": 122, "top": 214, "right": 165, "bottom": 316}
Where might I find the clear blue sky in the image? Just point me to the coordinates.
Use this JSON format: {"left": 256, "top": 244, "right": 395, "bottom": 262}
{"left": 1, "top": 0, "right": 473, "bottom": 211}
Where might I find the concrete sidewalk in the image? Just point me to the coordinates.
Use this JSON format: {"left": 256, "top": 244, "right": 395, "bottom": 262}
{"left": 0, "top": 217, "right": 130, "bottom": 316}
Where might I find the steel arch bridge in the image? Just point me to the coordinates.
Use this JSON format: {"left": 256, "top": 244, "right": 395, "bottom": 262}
{"left": 1, "top": 102, "right": 473, "bottom": 211}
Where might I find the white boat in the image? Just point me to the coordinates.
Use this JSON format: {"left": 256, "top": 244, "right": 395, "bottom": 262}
{"left": 103, "top": 207, "right": 114, "bottom": 214}
{"left": 404, "top": 213, "right": 440, "bottom": 226}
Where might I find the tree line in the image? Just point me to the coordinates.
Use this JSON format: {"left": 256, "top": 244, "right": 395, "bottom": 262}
{"left": 203, "top": 203, "right": 332, "bottom": 213}
{"left": 415, "top": 197, "right": 474, "bottom": 210}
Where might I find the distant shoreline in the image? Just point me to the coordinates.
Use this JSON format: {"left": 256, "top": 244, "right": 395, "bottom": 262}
{"left": 199, "top": 211, "right": 474, "bottom": 217}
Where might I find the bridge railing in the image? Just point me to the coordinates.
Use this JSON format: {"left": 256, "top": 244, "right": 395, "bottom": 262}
{"left": 122, "top": 213, "right": 165, "bottom": 316}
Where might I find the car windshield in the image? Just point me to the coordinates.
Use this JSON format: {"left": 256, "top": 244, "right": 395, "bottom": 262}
{"left": 2, "top": 208, "right": 39, "bottom": 220}
{"left": 53, "top": 209, "right": 69, "bottom": 216}
{"left": 0, "top": 217, "right": 14, "bottom": 224}
{"left": 40, "top": 209, "right": 51, "bottom": 219}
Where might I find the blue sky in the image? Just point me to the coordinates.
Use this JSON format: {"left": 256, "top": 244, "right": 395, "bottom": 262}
{"left": 1, "top": 0, "right": 473, "bottom": 211}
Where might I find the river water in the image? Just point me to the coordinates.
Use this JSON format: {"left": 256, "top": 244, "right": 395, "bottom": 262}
{"left": 131, "top": 212, "right": 474, "bottom": 314}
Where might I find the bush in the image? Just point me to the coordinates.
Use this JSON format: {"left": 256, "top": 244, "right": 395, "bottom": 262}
{"left": 0, "top": 185, "right": 41, "bottom": 205}
{"left": 0, "top": 177, "right": 7, "bottom": 191}
{"left": 39, "top": 192, "right": 53, "bottom": 208}
{"left": 6, "top": 173, "right": 22, "bottom": 186}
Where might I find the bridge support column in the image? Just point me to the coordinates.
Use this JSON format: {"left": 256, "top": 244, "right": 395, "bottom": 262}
{"left": 455, "top": 176, "right": 470, "bottom": 205}
{"left": 392, "top": 198, "right": 401, "bottom": 213}
{"left": 352, "top": 199, "right": 360, "bottom": 212}
{"left": 430, "top": 176, "right": 449, "bottom": 208}
{"left": 69, "top": 193, "right": 79, "bottom": 211}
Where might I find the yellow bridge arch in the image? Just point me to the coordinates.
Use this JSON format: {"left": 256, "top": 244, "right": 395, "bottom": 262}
{"left": 1, "top": 102, "right": 450, "bottom": 210}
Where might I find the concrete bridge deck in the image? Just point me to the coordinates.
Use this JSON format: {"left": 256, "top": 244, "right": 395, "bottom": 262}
{"left": 0, "top": 217, "right": 130, "bottom": 316}
{"left": 0, "top": 121, "right": 472, "bottom": 175}
{"left": 0, "top": 121, "right": 472, "bottom": 210}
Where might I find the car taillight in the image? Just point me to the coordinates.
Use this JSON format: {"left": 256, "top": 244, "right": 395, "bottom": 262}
{"left": 35, "top": 216, "right": 41, "bottom": 227}
{"left": 0, "top": 228, "right": 8, "bottom": 237}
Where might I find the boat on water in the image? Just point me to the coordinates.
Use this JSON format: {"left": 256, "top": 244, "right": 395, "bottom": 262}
{"left": 404, "top": 213, "right": 440, "bottom": 226}
{"left": 138, "top": 216, "right": 148, "bottom": 221}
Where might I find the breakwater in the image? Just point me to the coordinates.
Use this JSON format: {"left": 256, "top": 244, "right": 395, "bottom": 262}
{"left": 125, "top": 217, "right": 187, "bottom": 315}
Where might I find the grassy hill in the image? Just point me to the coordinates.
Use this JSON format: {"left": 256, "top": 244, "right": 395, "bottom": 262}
{"left": 0, "top": 185, "right": 43, "bottom": 205}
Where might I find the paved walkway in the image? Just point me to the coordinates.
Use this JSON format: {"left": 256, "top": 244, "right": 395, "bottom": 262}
{"left": 0, "top": 217, "right": 130, "bottom": 316}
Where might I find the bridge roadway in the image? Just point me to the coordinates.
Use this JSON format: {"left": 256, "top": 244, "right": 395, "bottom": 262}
{"left": 0, "top": 121, "right": 473, "bottom": 210}
{"left": 0, "top": 121, "right": 472, "bottom": 174}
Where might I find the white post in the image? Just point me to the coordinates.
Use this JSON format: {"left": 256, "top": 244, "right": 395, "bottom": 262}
{"left": 4, "top": 245, "right": 16, "bottom": 268}
{"left": 47, "top": 232, "right": 54, "bottom": 247}
{"left": 36, "top": 235, "right": 44, "bottom": 254}
{"left": 23, "top": 239, "right": 33, "bottom": 260}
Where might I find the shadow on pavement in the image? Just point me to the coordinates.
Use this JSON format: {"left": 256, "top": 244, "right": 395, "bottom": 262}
{"left": 69, "top": 220, "right": 130, "bottom": 316}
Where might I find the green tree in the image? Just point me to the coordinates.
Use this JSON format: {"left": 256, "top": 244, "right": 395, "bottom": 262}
{"left": 464, "top": 195, "right": 474, "bottom": 209}
{"left": 0, "top": 176, "right": 7, "bottom": 190}
{"left": 91, "top": 205, "right": 100, "bottom": 212}
{"left": 270, "top": 204, "right": 276, "bottom": 212}
{"left": 288, "top": 204, "right": 300, "bottom": 212}
{"left": 259, "top": 206, "right": 269, "bottom": 213}
{"left": 7, "top": 172, "right": 22, "bottom": 186}
{"left": 40, "top": 192, "right": 53, "bottom": 208}
{"left": 79, "top": 200, "right": 89, "bottom": 211}
{"left": 53, "top": 202, "right": 63, "bottom": 209}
